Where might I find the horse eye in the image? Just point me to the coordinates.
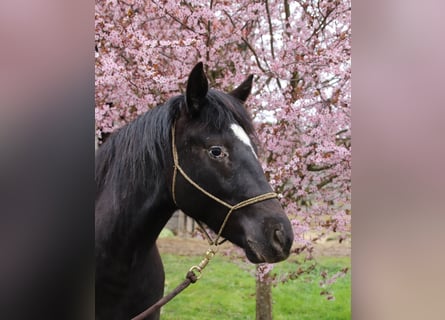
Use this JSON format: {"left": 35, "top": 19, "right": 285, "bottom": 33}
{"left": 208, "top": 146, "right": 226, "bottom": 159}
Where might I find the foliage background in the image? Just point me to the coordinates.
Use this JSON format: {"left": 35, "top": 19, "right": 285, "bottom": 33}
{"left": 95, "top": 0, "right": 351, "bottom": 249}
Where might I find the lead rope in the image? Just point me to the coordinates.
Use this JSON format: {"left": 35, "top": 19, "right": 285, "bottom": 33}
{"left": 131, "top": 124, "right": 277, "bottom": 320}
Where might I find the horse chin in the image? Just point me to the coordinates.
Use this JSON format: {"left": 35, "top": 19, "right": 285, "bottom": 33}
{"left": 244, "top": 246, "right": 266, "bottom": 263}
{"left": 244, "top": 239, "right": 290, "bottom": 264}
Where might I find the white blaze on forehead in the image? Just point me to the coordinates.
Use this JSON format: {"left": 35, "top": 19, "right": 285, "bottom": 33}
{"left": 230, "top": 123, "right": 258, "bottom": 158}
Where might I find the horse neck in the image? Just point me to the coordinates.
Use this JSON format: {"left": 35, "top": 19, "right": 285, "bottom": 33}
{"left": 96, "top": 171, "right": 176, "bottom": 261}
{"left": 96, "top": 104, "right": 179, "bottom": 255}
{"left": 130, "top": 179, "right": 176, "bottom": 247}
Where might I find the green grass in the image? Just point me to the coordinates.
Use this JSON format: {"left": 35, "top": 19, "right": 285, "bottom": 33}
{"left": 160, "top": 254, "right": 350, "bottom": 319}
{"left": 271, "top": 256, "right": 351, "bottom": 320}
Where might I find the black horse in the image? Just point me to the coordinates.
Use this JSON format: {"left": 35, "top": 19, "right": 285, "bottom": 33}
{"left": 95, "top": 63, "right": 293, "bottom": 319}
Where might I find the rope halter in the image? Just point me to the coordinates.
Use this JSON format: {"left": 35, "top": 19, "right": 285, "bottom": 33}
{"left": 171, "top": 123, "right": 278, "bottom": 248}
{"left": 130, "top": 122, "right": 280, "bottom": 319}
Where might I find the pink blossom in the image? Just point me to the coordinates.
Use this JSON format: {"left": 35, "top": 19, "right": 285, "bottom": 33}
{"left": 96, "top": 0, "right": 351, "bottom": 285}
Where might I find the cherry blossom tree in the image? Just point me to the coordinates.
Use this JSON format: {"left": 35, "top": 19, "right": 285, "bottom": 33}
{"left": 96, "top": 0, "right": 350, "bottom": 318}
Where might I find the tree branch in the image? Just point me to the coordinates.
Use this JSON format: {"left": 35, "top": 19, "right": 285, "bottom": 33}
{"left": 317, "top": 174, "right": 338, "bottom": 190}
{"left": 264, "top": 0, "right": 275, "bottom": 60}
{"left": 150, "top": 0, "right": 205, "bottom": 35}
{"left": 241, "top": 37, "right": 267, "bottom": 73}
{"left": 307, "top": 164, "right": 334, "bottom": 172}
{"left": 206, "top": 0, "right": 214, "bottom": 64}
{"left": 264, "top": 0, "right": 282, "bottom": 90}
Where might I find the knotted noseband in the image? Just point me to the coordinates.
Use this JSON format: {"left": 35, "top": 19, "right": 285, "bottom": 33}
{"left": 171, "top": 122, "right": 278, "bottom": 247}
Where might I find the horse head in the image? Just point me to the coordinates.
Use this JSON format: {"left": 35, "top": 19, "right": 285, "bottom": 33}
{"left": 172, "top": 63, "right": 293, "bottom": 263}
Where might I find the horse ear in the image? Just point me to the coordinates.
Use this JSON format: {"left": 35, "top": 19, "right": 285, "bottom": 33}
{"left": 229, "top": 75, "right": 254, "bottom": 103}
{"left": 186, "top": 62, "right": 208, "bottom": 115}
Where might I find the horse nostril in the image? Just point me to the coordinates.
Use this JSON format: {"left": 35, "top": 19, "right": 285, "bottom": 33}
{"left": 273, "top": 228, "right": 286, "bottom": 247}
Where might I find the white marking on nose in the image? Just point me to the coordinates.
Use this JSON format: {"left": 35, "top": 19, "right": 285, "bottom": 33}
{"left": 230, "top": 123, "right": 258, "bottom": 158}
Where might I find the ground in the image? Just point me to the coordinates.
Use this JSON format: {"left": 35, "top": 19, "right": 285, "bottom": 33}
{"left": 157, "top": 234, "right": 351, "bottom": 258}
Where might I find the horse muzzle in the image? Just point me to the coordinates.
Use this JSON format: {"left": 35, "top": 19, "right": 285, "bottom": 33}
{"left": 244, "top": 218, "right": 293, "bottom": 263}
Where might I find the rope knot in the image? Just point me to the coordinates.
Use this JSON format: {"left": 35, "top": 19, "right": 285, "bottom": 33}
{"left": 186, "top": 270, "right": 199, "bottom": 283}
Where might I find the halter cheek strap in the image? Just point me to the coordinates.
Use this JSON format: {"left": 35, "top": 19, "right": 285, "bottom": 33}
{"left": 171, "top": 123, "right": 278, "bottom": 247}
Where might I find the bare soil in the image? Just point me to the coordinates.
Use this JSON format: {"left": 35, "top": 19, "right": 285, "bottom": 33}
{"left": 157, "top": 234, "right": 350, "bottom": 258}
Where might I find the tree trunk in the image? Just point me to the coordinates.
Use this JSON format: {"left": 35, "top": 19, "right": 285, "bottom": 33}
{"left": 256, "top": 266, "right": 272, "bottom": 320}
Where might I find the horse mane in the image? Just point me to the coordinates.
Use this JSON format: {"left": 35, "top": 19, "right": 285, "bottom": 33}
{"left": 95, "top": 97, "right": 179, "bottom": 209}
{"left": 95, "top": 89, "right": 257, "bottom": 215}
